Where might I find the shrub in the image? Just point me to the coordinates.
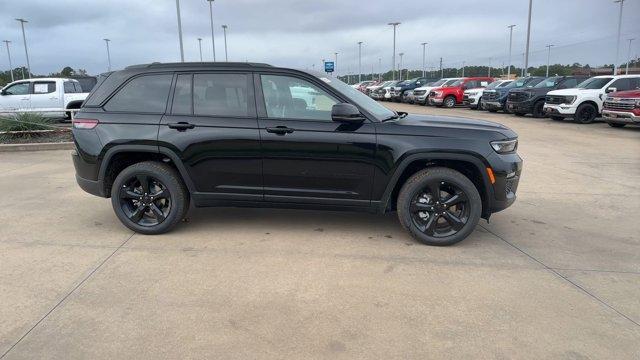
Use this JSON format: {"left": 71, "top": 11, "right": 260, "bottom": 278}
{"left": 0, "top": 112, "right": 54, "bottom": 132}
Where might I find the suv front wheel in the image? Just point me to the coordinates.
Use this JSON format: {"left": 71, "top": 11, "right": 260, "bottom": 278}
{"left": 111, "top": 161, "right": 189, "bottom": 235}
{"left": 397, "top": 167, "right": 481, "bottom": 246}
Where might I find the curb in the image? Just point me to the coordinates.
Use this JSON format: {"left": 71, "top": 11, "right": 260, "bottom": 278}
{"left": 0, "top": 142, "right": 74, "bottom": 152}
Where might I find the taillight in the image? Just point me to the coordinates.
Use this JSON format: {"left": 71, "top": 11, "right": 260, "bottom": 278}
{"left": 72, "top": 118, "right": 99, "bottom": 129}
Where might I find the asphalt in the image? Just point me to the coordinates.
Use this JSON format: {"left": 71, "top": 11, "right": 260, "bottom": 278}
{"left": 0, "top": 104, "right": 638, "bottom": 359}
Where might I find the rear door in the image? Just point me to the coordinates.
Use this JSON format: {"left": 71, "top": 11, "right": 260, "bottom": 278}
{"left": 30, "top": 80, "right": 60, "bottom": 111}
{"left": 158, "top": 72, "right": 262, "bottom": 201}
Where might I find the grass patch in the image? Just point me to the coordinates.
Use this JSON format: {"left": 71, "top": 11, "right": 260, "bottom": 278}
{"left": 0, "top": 112, "right": 55, "bottom": 132}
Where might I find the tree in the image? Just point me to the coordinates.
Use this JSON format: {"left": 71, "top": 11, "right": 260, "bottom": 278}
{"left": 60, "top": 66, "right": 75, "bottom": 77}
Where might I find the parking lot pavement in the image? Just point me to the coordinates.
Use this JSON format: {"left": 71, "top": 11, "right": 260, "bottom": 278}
{"left": 0, "top": 107, "right": 638, "bottom": 359}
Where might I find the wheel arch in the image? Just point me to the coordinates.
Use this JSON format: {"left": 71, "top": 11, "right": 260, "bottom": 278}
{"left": 577, "top": 99, "right": 600, "bottom": 112}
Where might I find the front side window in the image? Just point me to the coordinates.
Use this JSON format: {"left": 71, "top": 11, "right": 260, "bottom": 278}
{"left": 609, "top": 78, "right": 632, "bottom": 92}
{"left": 261, "top": 75, "right": 338, "bottom": 121}
{"left": 193, "top": 73, "right": 249, "bottom": 117}
{"left": 3, "top": 82, "right": 30, "bottom": 95}
{"left": 105, "top": 74, "right": 173, "bottom": 113}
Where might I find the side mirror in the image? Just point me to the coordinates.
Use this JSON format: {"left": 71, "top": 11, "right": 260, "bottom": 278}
{"left": 606, "top": 87, "right": 617, "bottom": 93}
{"left": 331, "top": 103, "right": 365, "bottom": 123}
{"left": 0, "top": 90, "right": 6, "bottom": 96}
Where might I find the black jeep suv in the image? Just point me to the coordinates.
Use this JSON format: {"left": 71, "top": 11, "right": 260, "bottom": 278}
{"left": 72, "top": 62, "right": 522, "bottom": 246}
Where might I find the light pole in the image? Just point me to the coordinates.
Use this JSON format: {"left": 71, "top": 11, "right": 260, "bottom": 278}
{"left": 388, "top": 22, "right": 400, "bottom": 80}
{"left": 197, "top": 38, "right": 203, "bottom": 61}
{"left": 488, "top": 57, "right": 492, "bottom": 77}
{"left": 626, "top": 38, "right": 635, "bottom": 74}
{"left": 206, "top": 0, "right": 217, "bottom": 61}
{"left": 462, "top": 61, "right": 466, "bottom": 77}
{"left": 103, "top": 39, "right": 112, "bottom": 71}
{"left": 545, "top": 44, "right": 554, "bottom": 77}
{"left": 334, "top": 52, "right": 338, "bottom": 76}
{"left": 523, "top": 0, "right": 532, "bottom": 77}
{"left": 507, "top": 25, "right": 516, "bottom": 78}
{"left": 2, "top": 40, "right": 14, "bottom": 82}
{"left": 221, "top": 25, "right": 228, "bottom": 61}
{"left": 398, "top": 52, "right": 404, "bottom": 81}
{"left": 378, "top": 57, "right": 382, "bottom": 81}
{"left": 174, "top": 0, "right": 185, "bottom": 62}
{"left": 15, "top": 19, "right": 31, "bottom": 78}
{"left": 357, "top": 41, "right": 362, "bottom": 83}
{"left": 614, "top": 0, "right": 625, "bottom": 74}
{"left": 421, "top": 42, "right": 427, "bottom": 77}
{"left": 439, "top": 57, "right": 443, "bottom": 78}
{"left": 521, "top": 53, "right": 525, "bottom": 77}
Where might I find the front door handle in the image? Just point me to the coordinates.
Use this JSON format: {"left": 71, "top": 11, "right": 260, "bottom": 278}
{"left": 167, "top": 122, "right": 195, "bottom": 131}
{"left": 265, "top": 126, "right": 294, "bottom": 135}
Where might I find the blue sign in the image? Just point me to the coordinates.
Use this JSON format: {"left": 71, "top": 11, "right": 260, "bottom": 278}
{"left": 324, "top": 61, "right": 335, "bottom": 73}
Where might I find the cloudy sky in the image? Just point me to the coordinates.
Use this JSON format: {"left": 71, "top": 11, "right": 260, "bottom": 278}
{"left": 0, "top": 0, "right": 638, "bottom": 76}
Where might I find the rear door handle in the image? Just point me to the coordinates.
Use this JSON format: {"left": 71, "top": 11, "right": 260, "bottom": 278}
{"left": 167, "top": 122, "right": 195, "bottom": 131}
{"left": 265, "top": 126, "right": 294, "bottom": 135}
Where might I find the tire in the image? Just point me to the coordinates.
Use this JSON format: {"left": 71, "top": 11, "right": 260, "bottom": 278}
{"left": 514, "top": 112, "right": 526, "bottom": 117}
{"left": 607, "top": 122, "right": 626, "bottom": 128}
{"left": 443, "top": 96, "right": 456, "bottom": 108}
{"left": 110, "top": 161, "right": 189, "bottom": 235}
{"left": 397, "top": 167, "right": 482, "bottom": 246}
{"left": 574, "top": 103, "right": 597, "bottom": 124}
{"left": 551, "top": 116, "right": 564, "bottom": 121}
{"left": 531, "top": 100, "right": 545, "bottom": 118}
{"left": 478, "top": 97, "right": 485, "bottom": 110}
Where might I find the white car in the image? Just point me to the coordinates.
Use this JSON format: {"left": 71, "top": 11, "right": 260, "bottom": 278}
{"left": 370, "top": 80, "right": 395, "bottom": 100}
{"left": 543, "top": 75, "right": 640, "bottom": 124}
{"left": 464, "top": 79, "right": 512, "bottom": 110}
{"left": 0, "top": 78, "right": 89, "bottom": 118}
{"left": 382, "top": 81, "right": 399, "bottom": 101}
{"left": 413, "top": 78, "right": 461, "bottom": 105}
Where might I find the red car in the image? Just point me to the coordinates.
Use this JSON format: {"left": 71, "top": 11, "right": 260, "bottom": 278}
{"left": 602, "top": 89, "right": 640, "bottom": 128}
{"left": 428, "top": 77, "right": 494, "bottom": 108}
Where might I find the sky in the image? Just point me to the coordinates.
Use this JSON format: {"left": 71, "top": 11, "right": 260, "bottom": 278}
{"left": 0, "top": 0, "right": 639, "bottom": 76}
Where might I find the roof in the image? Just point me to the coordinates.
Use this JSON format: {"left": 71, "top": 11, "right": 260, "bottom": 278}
{"left": 125, "top": 62, "right": 273, "bottom": 70}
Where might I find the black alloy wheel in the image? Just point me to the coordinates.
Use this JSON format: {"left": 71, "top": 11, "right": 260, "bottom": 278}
{"left": 118, "top": 174, "right": 171, "bottom": 227}
{"left": 574, "top": 103, "right": 597, "bottom": 124}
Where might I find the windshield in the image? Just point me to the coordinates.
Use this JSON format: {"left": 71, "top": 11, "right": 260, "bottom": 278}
{"left": 498, "top": 80, "right": 512, "bottom": 87}
{"left": 578, "top": 77, "right": 613, "bottom": 89}
{"left": 429, "top": 79, "right": 447, "bottom": 87}
{"left": 449, "top": 79, "right": 464, "bottom": 87}
{"left": 534, "top": 77, "right": 561, "bottom": 88}
{"left": 443, "top": 79, "right": 458, "bottom": 86}
{"left": 485, "top": 80, "right": 505, "bottom": 89}
{"left": 320, "top": 75, "right": 395, "bottom": 120}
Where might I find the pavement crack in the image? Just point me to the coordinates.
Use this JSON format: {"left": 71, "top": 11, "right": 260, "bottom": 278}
{"left": 0, "top": 232, "right": 136, "bottom": 359}
{"left": 479, "top": 224, "right": 640, "bottom": 328}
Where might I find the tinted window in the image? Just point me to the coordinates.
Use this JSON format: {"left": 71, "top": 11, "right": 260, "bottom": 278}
{"left": 609, "top": 78, "right": 632, "bottom": 92}
{"left": 171, "top": 74, "right": 192, "bottom": 115}
{"left": 534, "top": 77, "right": 561, "bottom": 88}
{"left": 105, "top": 74, "right": 172, "bottom": 113}
{"left": 193, "top": 73, "right": 249, "bottom": 117}
{"left": 261, "top": 75, "right": 338, "bottom": 121}
{"left": 498, "top": 81, "right": 513, "bottom": 87}
{"left": 3, "top": 82, "right": 30, "bottom": 95}
{"left": 32, "top": 81, "right": 56, "bottom": 94}
{"left": 578, "top": 77, "right": 613, "bottom": 89}
{"left": 64, "top": 81, "right": 77, "bottom": 93}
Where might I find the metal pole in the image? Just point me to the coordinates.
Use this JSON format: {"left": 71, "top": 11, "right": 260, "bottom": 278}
{"left": 378, "top": 57, "right": 382, "bottom": 81}
{"left": 523, "top": 0, "right": 532, "bottom": 77}
{"left": 626, "top": 38, "right": 635, "bottom": 74}
{"left": 222, "top": 25, "right": 228, "bottom": 61}
{"left": 15, "top": 19, "right": 31, "bottom": 78}
{"left": 462, "top": 61, "right": 466, "bottom": 77}
{"left": 357, "top": 41, "right": 362, "bottom": 83}
{"left": 197, "top": 38, "right": 203, "bottom": 61}
{"left": 440, "top": 57, "right": 443, "bottom": 78}
{"left": 614, "top": 0, "right": 624, "bottom": 74}
{"left": 175, "top": 0, "right": 185, "bottom": 62}
{"left": 103, "top": 39, "right": 112, "bottom": 71}
{"left": 545, "top": 44, "right": 553, "bottom": 77}
{"left": 334, "top": 52, "right": 338, "bottom": 76}
{"left": 3, "top": 40, "right": 14, "bottom": 82}
{"left": 388, "top": 22, "right": 400, "bottom": 80}
{"left": 521, "top": 53, "right": 525, "bottom": 77}
{"left": 488, "top": 57, "right": 491, "bottom": 77}
{"left": 507, "top": 25, "right": 515, "bottom": 78}
{"left": 207, "top": 0, "right": 217, "bottom": 61}
{"left": 399, "top": 52, "right": 404, "bottom": 81}
{"left": 421, "top": 42, "right": 427, "bottom": 77}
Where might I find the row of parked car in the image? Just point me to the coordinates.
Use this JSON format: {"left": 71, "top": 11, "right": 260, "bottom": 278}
{"left": 352, "top": 74, "right": 640, "bottom": 127}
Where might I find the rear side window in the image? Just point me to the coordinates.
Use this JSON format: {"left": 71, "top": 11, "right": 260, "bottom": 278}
{"left": 171, "top": 74, "right": 192, "bottom": 115}
{"left": 193, "top": 73, "right": 249, "bottom": 117}
{"left": 64, "top": 81, "right": 77, "bottom": 93}
{"left": 32, "top": 81, "right": 56, "bottom": 94}
{"left": 105, "top": 74, "right": 173, "bottom": 113}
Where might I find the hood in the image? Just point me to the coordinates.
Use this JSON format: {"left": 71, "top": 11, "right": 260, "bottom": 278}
{"left": 511, "top": 87, "right": 550, "bottom": 96}
{"left": 608, "top": 89, "right": 640, "bottom": 98}
{"left": 547, "top": 88, "right": 600, "bottom": 96}
{"left": 381, "top": 113, "right": 517, "bottom": 140}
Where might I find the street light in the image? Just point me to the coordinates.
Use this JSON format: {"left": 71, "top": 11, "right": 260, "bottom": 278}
{"left": 378, "top": 57, "right": 382, "bottom": 81}
{"left": 388, "top": 22, "right": 401, "bottom": 80}
{"left": 626, "top": 38, "right": 635, "bottom": 75}
{"left": 334, "top": 52, "right": 338, "bottom": 76}
{"left": 221, "top": 25, "right": 228, "bottom": 61}
{"left": 613, "top": 0, "right": 625, "bottom": 74}
{"left": 545, "top": 44, "right": 554, "bottom": 77}
{"left": 507, "top": 25, "right": 516, "bottom": 78}
{"left": 206, "top": 0, "right": 217, "bottom": 61}
{"left": 15, "top": 18, "right": 31, "bottom": 78}
{"left": 2, "top": 40, "right": 14, "bottom": 82}
{"left": 197, "top": 38, "right": 203, "bottom": 61}
{"left": 174, "top": 0, "right": 185, "bottom": 62}
{"left": 488, "top": 57, "right": 492, "bottom": 77}
{"left": 421, "top": 42, "right": 428, "bottom": 77}
{"left": 357, "top": 41, "right": 363, "bottom": 83}
{"left": 399, "top": 52, "right": 404, "bottom": 81}
{"left": 523, "top": 0, "right": 533, "bottom": 77}
{"left": 462, "top": 61, "right": 466, "bottom": 77}
{"left": 103, "top": 39, "right": 112, "bottom": 71}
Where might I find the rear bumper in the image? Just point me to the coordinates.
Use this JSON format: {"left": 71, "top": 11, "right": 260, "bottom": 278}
{"left": 602, "top": 109, "right": 640, "bottom": 124}
{"left": 72, "top": 150, "right": 106, "bottom": 197}
{"left": 75, "top": 174, "right": 105, "bottom": 197}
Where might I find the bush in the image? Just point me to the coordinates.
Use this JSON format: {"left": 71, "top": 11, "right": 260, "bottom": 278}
{"left": 0, "top": 112, "right": 54, "bottom": 132}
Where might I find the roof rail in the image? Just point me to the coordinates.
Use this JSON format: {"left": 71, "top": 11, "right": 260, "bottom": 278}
{"left": 125, "top": 62, "right": 273, "bottom": 70}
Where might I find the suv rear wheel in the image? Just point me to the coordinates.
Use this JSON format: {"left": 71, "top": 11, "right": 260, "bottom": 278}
{"left": 111, "top": 161, "right": 189, "bottom": 235}
{"left": 397, "top": 167, "right": 481, "bottom": 246}
{"left": 574, "top": 103, "right": 597, "bottom": 124}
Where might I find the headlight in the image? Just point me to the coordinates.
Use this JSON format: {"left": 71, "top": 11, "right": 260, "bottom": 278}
{"left": 467, "top": 91, "right": 478, "bottom": 96}
{"left": 490, "top": 139, "right": 518, "bottom": 153}
{"left": 565, "top": 96, "right": 577, "bottom": 104}
{"left": 434, "top": 91, "right": 443, "bottom": 97}
{"left": 635, "top": 99, "right": 640, "bottom": 108}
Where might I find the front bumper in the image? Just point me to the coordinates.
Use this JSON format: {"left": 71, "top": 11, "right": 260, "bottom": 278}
{"left": 487, "top": 152, "right": 523, "bottom": 214}
{"left": 483, "top": 100, "right": 504, "bottom": 110}
{"left": 428, "top": 97, "right": 443, "bottom": 105}
{"left": 543, "top": 103, "right": 577, "bottom": 116}
{"left": 463, "top": 94, "right": 481, "bottom": 106}
{"left": 602, "top": 109, "right": 640, "bottom": 124}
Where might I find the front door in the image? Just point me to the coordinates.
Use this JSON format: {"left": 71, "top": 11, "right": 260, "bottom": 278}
{"left": 0, "top": 81, "right": 30, "bottom": 111}
{"left": 256, "top": 73, "right": 377, "bottom": 207}
{"left": 158, "top": 72, "right": 262, "bottom": 202}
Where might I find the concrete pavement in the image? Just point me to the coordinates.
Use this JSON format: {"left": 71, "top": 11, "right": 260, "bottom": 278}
{"left": 0, "top": 104, "right": 638, "bottom": 359}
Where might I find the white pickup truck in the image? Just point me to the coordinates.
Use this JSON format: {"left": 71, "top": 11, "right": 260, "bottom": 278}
{"left": 0, "top": 78, "right": 89, "bottom": 118}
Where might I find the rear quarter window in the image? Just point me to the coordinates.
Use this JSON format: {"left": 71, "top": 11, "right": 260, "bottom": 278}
{"left": 104, "top": 74, "right": 173, "bottom": 113}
